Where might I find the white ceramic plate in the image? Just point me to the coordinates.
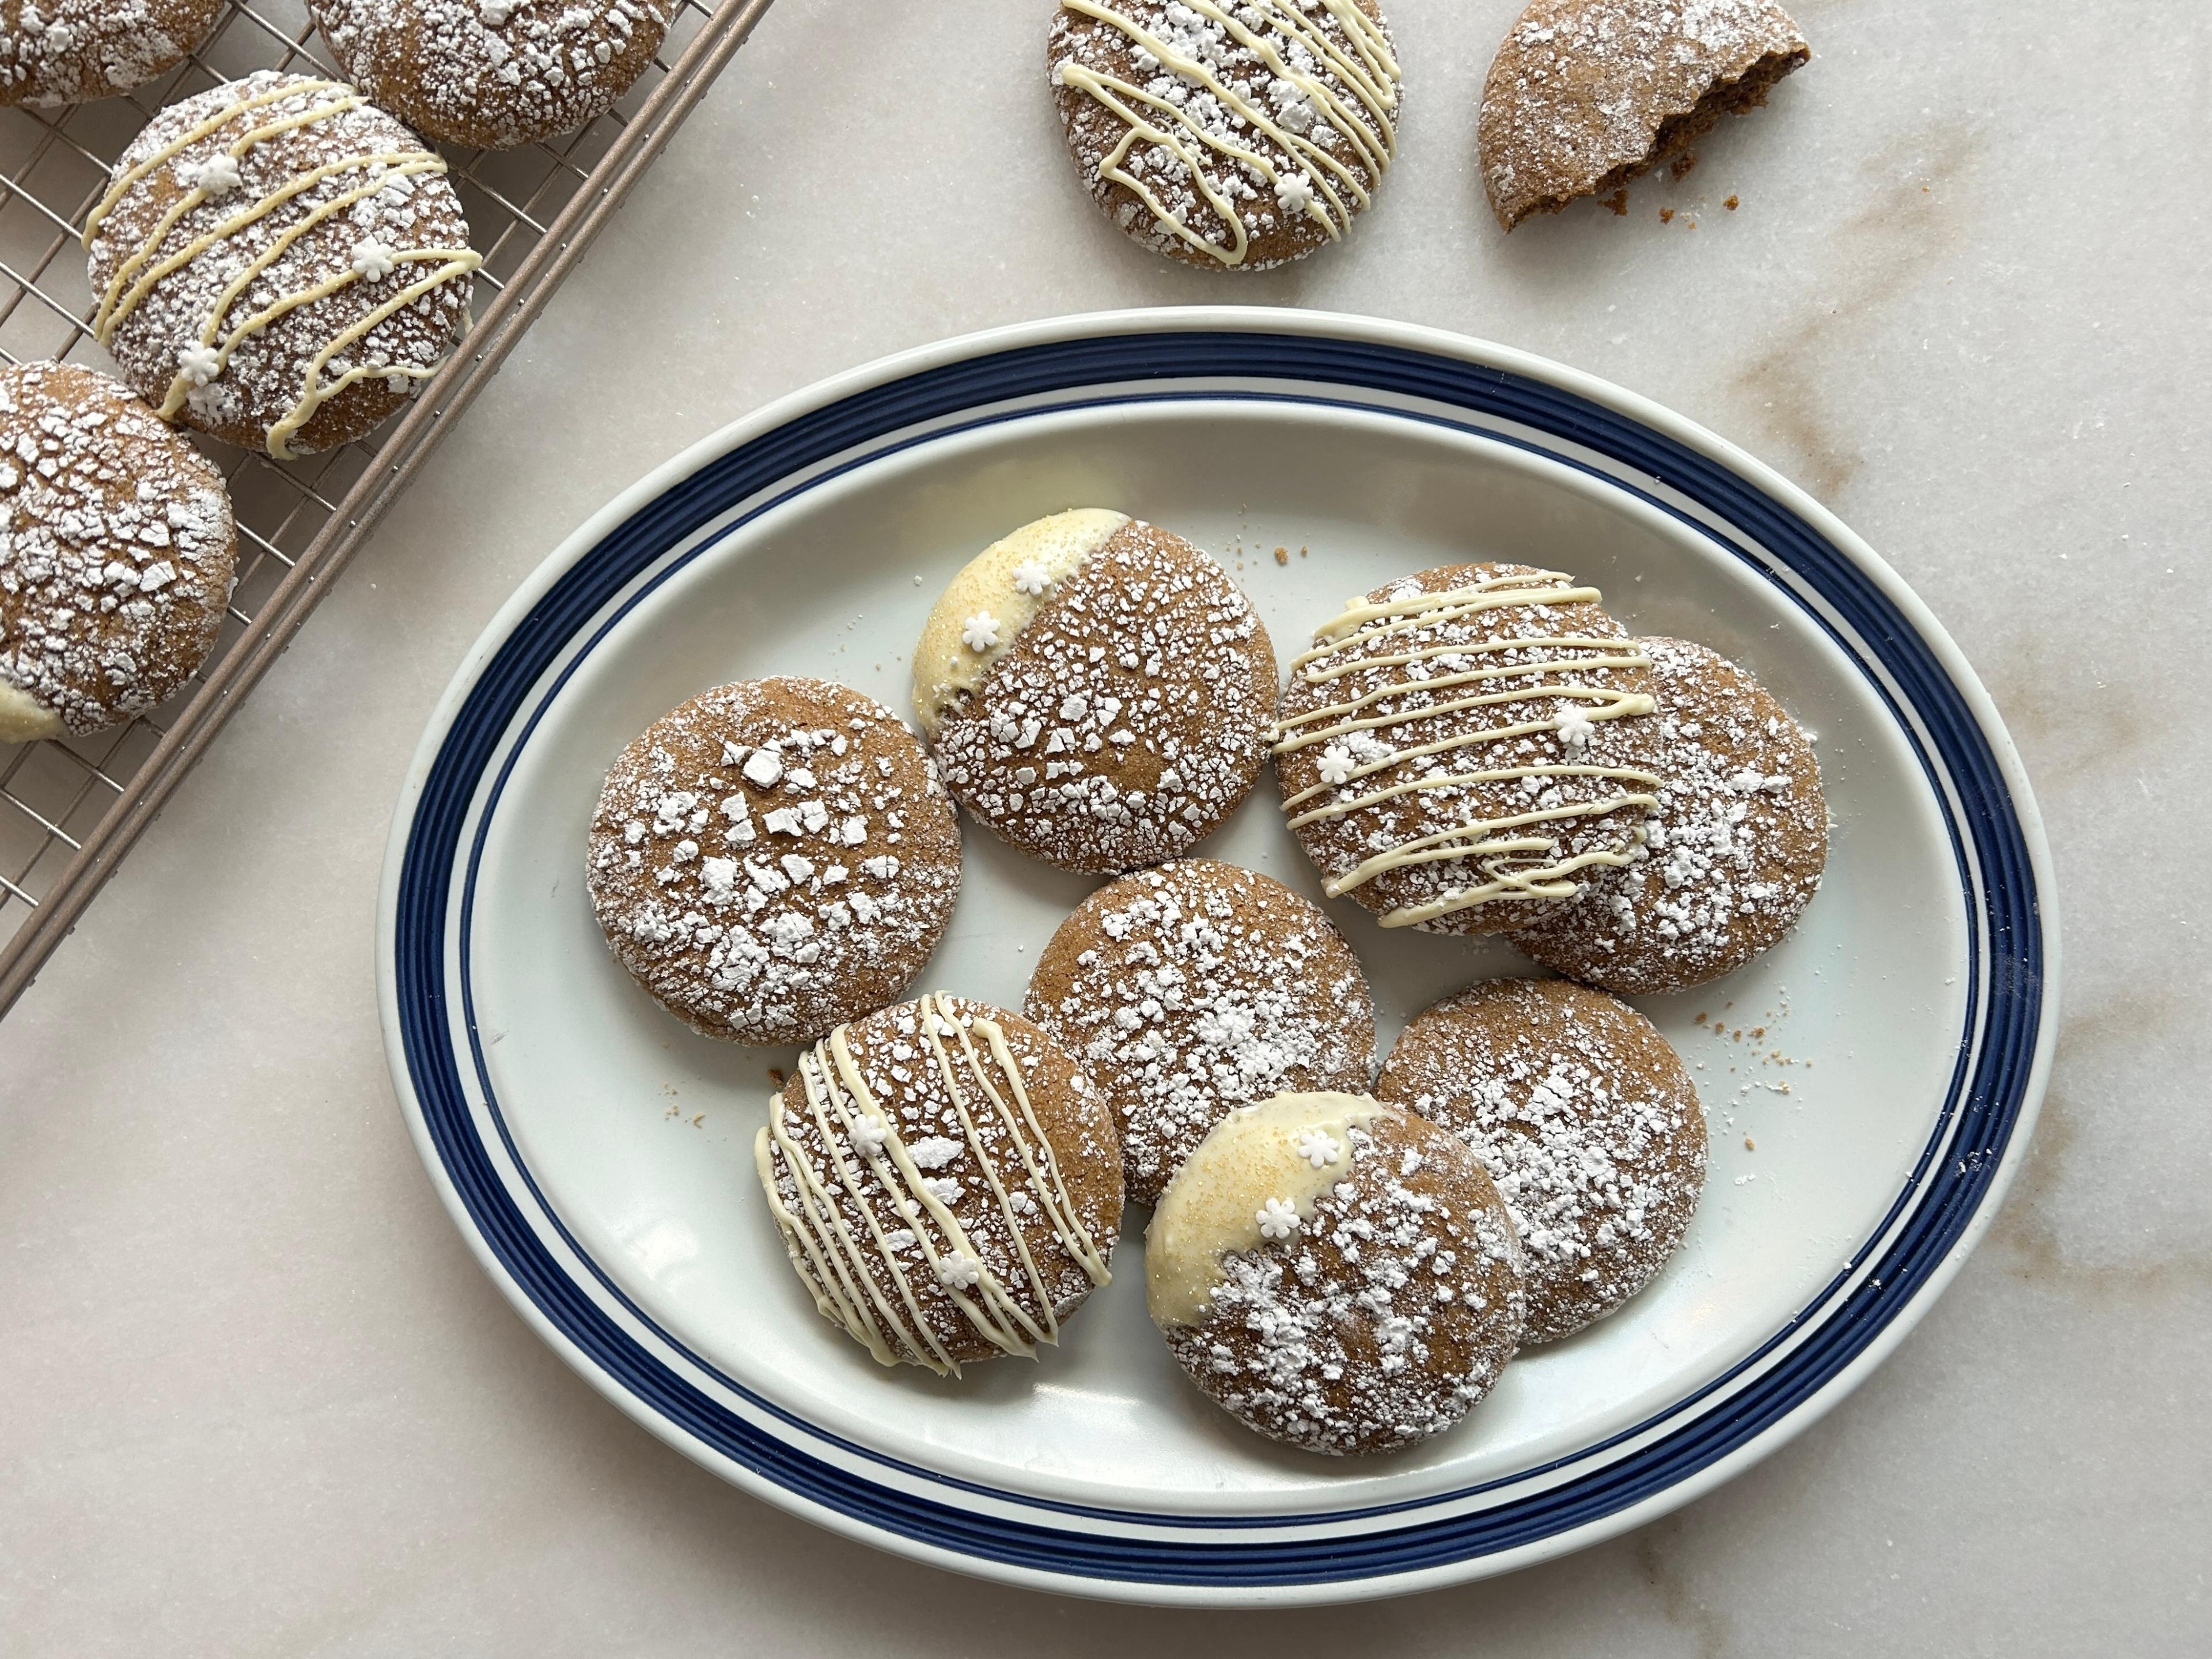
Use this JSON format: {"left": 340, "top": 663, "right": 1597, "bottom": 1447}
{"left": 377, "top": 309, "right": 2057, "bottom": 1605}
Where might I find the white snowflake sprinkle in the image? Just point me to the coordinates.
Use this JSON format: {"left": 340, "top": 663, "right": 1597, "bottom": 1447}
{"left": 351, "top": 238, "right": 398, "bottom": 282}
{"left": 1256, "top": 1196, "right": 1301, "bottom": 1240}
{"left": 1294, "top": 1128, "right": 1342, "bottom": 1169}
{"left": 960, "top": 611, "right": 1001, "bottom": 652}
{"left": 176, "top": 343, "right": 221, "bottom": 387}
{"left": 1010, "top": 561, "right": 1051, "bottom": 596}
{"left": 1316, "top": 744, "right": 1355, "bottom": 786}
{"left": 190, "top": 154, "right": 243, "bottom": 197}
{"left": 847, "top": 1115, "right": 889, "bottom": 1157}
{"left": 1556, "top": 702, "right": 1596, "bottom": 748}
{"left": 935, "top": 1252, "right": 982, "bottom": 1290}
{"left": 1274, "top": 170, "right": 1315, "bottom": 213}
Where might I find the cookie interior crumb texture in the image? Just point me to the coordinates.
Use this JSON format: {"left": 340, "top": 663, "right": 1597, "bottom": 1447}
{"left": 586, "top": 677, "right": 962, "bottom": 1047}
{"left": 1273, "top": 563, "right": 1662, "bottom": 936}
{"left": 1025, "top": 858, "right": 1376, "bottom": 1206}
{"left": 309, "top": 0, "right": 673, "bottom": 151}
{"left": 1048, "top": 0, "right": 1402, "bottom": 271}
{"left": 924, "top": 513, "right": 1277, "bottom": 874}
{"left": 1508, "top": 636, "right": 1827, "bottom": 993}
{"left": 0, "top": 361, "right": 237, "bottom": 741}
{"left": 85, "top": 71, "right": 479, "bottom": 458}
{"left": 1376, "top": 977, "right": 1706, "bottom": 1343}
{"left": 755, "top": 993, "right": 1123, "bottom": 1375}
{"left": 1478, "top": 0, "right": 1809, "bottom": 231}
{"left": 1149, "top": 1092, "right": 1527, "bottom": 1455}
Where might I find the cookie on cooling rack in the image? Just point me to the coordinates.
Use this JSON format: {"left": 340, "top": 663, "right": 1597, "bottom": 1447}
{"left": 1508, "top": 637, "right": 1827, "bottom": 993}
{"left": 1148, "top": 1091, "right": 1525, "bottom": 1455}
{"left": 915, "top": 509, "right": 1275, "bottom": 874}
{"left": 309, "top": 0, "right": 672, "bottom": 151}
{"left": 1479, "top": 0, "right": 1810, "bottom": 230}
{"left": 1272, "top": 562, "right": 1662, "bottom": 937}
{"left": 1377, "top": 978, "right": 1706, "bottom": 1343}
{"left": 85, "top": 71, "right": 478, "bottom": 458}
{"left": 587, "top": 677, "right": 962, "bottom": 1048}
{"left": 0, "top": 1, "right": 225, "bottom": 108}
{"left": 1047, "top": 0, "right": 1403, "bottom": 270}
{"left": 0, "top": 361, "right": 236, "bottom": 742}
{"left": 1026, "top": 858, "right": 1375, "bottom": 1206}
{"left": 756, "top": 993, "right": 1123, "bottom": 1376}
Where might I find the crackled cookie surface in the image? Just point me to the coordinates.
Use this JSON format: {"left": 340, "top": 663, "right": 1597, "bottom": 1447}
{"left": 1273, "top": 563, "right": 1662, "bottom": 936}
{"left": 1047, "top": 0, "right": 1403, "bottom": 270}
{"left": 1027, "top": 858, "right": 1374, "bottom": 1206}
{"left": 918, "top": 510, "right": 1275, "bottom": 874}
{"left": 1377, "top": 978, "right": 1706, "bottom": 1342}
{"left": 85, "top": 71, "right": 478, "bottom": 457}
{"left": 587, "top": 677, "right": 961, "bottom": 1047}
{"left": 756, "top": 993, "right": 1123, "bottom": 1375}
{"left": 1148, "top": 1092, "right": 1525, "bottom": 1455}
{"left": 0, "top": 1, "right": 224, "bottom": 108}
{"left": 1509, "top": 637, "right": 1825, "bottom": 993}
{"left": 310, "top": 0, "right": 671, "bottom": 150}
{"left": 0, "top": 362, "right": 235, "bottom": 741}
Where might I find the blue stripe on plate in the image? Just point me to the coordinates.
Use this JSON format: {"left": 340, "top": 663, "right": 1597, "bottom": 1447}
{"left": 392, "top": 332, "right": 2044, "bottom": 1585}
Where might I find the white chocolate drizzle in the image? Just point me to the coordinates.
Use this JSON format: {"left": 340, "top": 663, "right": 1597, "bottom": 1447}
{"left": 755, "top": 995, "right": 1112, "bottom": 1376}
{"left": 1275, "top": 570, "right": 1661, "bottom": 927}
{"left": 85, "top": 77, "right": 480, "bottom": 460}
{"left": 1055, "top": 0, "right": 1400, "bottom": 267}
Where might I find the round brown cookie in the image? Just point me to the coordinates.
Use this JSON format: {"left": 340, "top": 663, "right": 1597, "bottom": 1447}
{"left": 1149, "top": 1092, "right": 1525, "bottom": 1455}
{"left": 1047, "top": 0, "right": 1403, "bottom": 271}
{"left": 755, "top": 993, "right": 1123, "bottom": 1376}
{"left": 916, "top": 509, "right": 1275, "bottom": 874}
{"left": 1509, "top": 637, "right": 1825, "bottom": 993}
{"left": 0, "top": 0, "right": 224, "bottom": 108}
{"left": 1274, "top": 562, "right": 1662, "bottom": 937}
{"left": 586, "top": 677, "right": 961, "bottom": 1047}
{"left": 1479, "top": 0, "right": 1810, "bottom": 231}
{"left": 85, "top": 71, "right": 477, "bottom": 459}
{"left": 1376, "top": 978, "right": 1705, "bottom": 1343}
{"left": 0, "top": 362, "right": 235, "bottom": 742}
{"left": 1027, "top": 859, "right": 1376, "bottom": 1206}
{"left": 308, "top": 0, "right": 671, "bottom": 151}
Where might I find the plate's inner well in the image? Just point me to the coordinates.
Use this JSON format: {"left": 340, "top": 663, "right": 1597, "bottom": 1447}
{"left": 459, "top": 399, "right": 1968, "bottom": 1516}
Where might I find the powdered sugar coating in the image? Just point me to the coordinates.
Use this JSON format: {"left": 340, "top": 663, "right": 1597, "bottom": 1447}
{"left": 1157, "top": 1103, "right": 1525, "bottom": 1455}
{"left": 1377, "top": 978, "right": 1705, "bottom": 1343}
{"left": 1274, "top": 562, "right": 1662, "bottom": 935}
{"left": 86, "top": 73, "right": 475, "bottom": 457}
{"left": 586, "top": 677, "right": 961, "bottom": 1047}
{"left": 1478, "top": 0, "right": 1809, "bottom": 230}
{"left": 930, "top": 519, "right": 1277, "bottom": 874}
{"left": 1047, "top": 0, "right": 1402, "bottom": 271}
{"left": 0, "top": 362, "right": 235, "bottom": 738}
{"left": 1027, "top": 858, "right": 1375, "bottom": 1205}
{"left": 309, "top": 0, "right": 671, "bottom": 150}
{"left": 0, "top": 1, "right": 223, "bottom": 108}
{"left": 757, "top": 995, "right": 1123, "bottom": 1373}
{"left": 1509, "top": 637, "right": 1826, "bottom": 993}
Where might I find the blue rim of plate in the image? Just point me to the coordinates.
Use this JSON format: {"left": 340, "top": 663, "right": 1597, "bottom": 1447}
{"left": 386, "top": 321, "right": 2050, "bottom": 1594}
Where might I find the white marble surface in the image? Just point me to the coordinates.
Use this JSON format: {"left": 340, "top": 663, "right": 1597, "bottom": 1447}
{"left": 3, "top": 0, "right": 2206, "bottom": 1652}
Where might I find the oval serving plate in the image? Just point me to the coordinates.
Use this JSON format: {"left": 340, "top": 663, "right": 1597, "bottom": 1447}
{"left": 377, "top": 308, "right": 2056, "bottom": 1605}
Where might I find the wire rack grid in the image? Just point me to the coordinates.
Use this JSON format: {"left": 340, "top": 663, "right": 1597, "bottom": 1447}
{"left": 0, "top": 0, "right": 773, "bottom": 1018}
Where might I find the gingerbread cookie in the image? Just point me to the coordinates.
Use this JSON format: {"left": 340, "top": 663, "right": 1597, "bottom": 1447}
{"left": 0, "top": 361, "right": 235, "bottom": 741}
{"left": 1149, "top": 1092, "right": 1525, "bottom": 1455}
{"left": 1273, "top": 563, "right": 1662, "bottom": 935}
{"left": 1047, "top": 0, "right": 1402, "bottom": 270}
{"left": 587, "top": 677, "right": 961, "bottom": 1047}
{"left": 756, "top": 993, "right": 1123, "bottom": 1376}
{"left": 916, "top": 509, "right": 1275, "bottom": 874}
{"left": 85, "top": 71, "right": 478, "bottom": 457}
{"left": 0, "top": 1, "right": 224, "bottom": 108}
{"left": 1027, "top": 858, "right": 1375, "bottom": 1206}
{"left": 1377, "top": 978, "right": 1706, "bottom": 1343}
{"left": 1479, "top": 0, "right": 1809, "bottom": 230}
{"left": 1509, "top": 637, "right": 1825, "bottom": 993}
{"left": 309, "top": 0, "right": 671, "bottom": 151}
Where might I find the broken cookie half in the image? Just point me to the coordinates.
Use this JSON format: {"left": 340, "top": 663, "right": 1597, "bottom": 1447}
{"left": 1479, "top": 0, "right": 1809, "bottom": 231}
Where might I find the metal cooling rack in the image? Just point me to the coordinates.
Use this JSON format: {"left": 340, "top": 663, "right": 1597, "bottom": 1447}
{"left": 0, "top": 0, "right": 774, "bottom": 1017}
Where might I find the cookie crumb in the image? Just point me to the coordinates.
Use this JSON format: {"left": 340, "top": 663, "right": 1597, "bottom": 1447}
{"left": 1671, "top": 151, "right": 1698, "bottom": 180}
{"left": 1660, "top": 206, "right": 1675, "bottom": 223}
{"left": 1604, "top": 187, "right": 1630, "bottom": 215}
{"left": 1274, "top": 546, "right": 1289, "bottom": 566}
{"left": 1725, "top": 194, "right": 1740, "bottom": 210}
{"left": 767, "top": 1067, "right": 785, "bottom": 1088}
{"left": 1745, "top": 1136, "right": 1756, "bottom": 1150}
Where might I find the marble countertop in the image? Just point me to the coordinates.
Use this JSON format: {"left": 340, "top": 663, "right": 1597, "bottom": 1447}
{"left": 5, "top": 1, "right": 2205, "bottom": 1653}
